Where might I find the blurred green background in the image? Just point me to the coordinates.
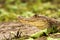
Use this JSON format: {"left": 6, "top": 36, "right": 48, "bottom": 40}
{"left": 0, "top": 0, "right": 60, "bottom": 22}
